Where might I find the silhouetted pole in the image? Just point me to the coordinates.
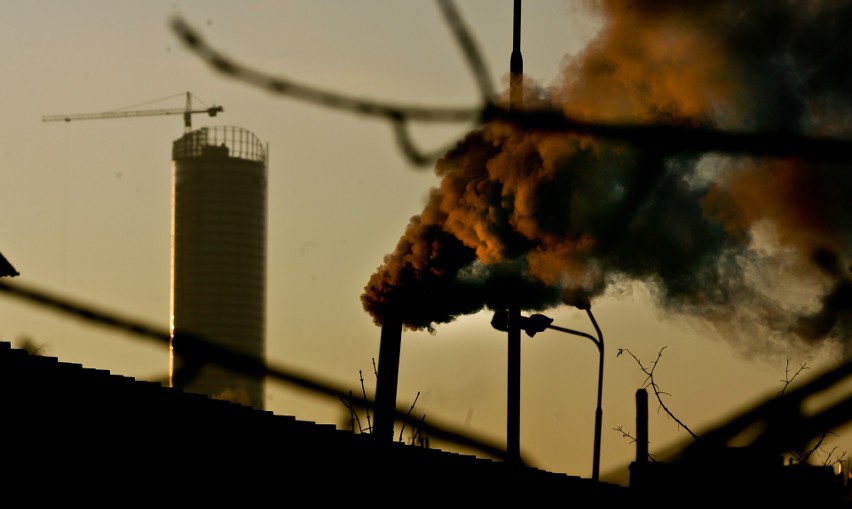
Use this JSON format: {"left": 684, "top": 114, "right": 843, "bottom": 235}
{"left": 636, "top": 388, "right": 649, "bottom": 465}
{"left": 510, "top": 0, "right": 523, "bottom": 108}
{"left": 507, "top": 307, "right": 521, "bottom": 464}
{"left": 545, "top": 306, "right": 604, "bottom": 481}
{"left": 374, "top": 315, "right": 402, "bottom": 442}
{"left": 630, "top": 387, "right": 649, "bottom": 490}
{"left": 506, "top": 0, "right": 524, "bottom": 468}
{"left": 587, "top": 308, "right": 604, "bottom": 482}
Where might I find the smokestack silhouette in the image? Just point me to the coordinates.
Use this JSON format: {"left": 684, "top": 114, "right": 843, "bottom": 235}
{"left": 362, "top": 0, "right": 852, "bottom": 360}
{"left": 374, "top": 314, "right": 402, "bottom": 442}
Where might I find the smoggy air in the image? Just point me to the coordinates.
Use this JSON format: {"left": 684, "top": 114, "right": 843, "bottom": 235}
{"left": 362, "top": 0, "right": 852, "bottom": 359}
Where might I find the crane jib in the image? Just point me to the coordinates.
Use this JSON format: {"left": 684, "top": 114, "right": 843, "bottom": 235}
{"left": 42, "top": 92, "right": 223, "bottom": 132}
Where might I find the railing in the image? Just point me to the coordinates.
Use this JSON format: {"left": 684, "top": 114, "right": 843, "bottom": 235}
{"left": 173, "top": 125, "right": 267, "bottom": 164}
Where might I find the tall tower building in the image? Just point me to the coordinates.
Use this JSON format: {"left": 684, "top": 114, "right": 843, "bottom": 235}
{"left": 169, "top": 125, "right": 268, "bottom": 410}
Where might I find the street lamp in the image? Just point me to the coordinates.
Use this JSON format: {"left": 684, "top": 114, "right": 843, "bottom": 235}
{"left": 491, "top": 306, "right": 605, "bottom": 482}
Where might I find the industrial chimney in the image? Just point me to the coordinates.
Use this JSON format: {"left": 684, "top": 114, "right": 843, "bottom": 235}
{"left": 169, "top": 125, "right": 268, "bottom": 410}
{"left": 373, "top": 315, "right": 403, "bottom": 441}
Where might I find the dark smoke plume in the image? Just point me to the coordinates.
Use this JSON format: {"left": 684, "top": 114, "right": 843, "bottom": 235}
{"left": 362, "top": 0, "right": 852, "bottom": 358}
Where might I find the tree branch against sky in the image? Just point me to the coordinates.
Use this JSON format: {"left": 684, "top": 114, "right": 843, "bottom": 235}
{"left": 6, "top": 0, "right": 852, "bottom": 480}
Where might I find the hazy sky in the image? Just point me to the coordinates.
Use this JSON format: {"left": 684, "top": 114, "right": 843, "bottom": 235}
{"left": 2, "top": 0, "right": 850, "bottom": 481}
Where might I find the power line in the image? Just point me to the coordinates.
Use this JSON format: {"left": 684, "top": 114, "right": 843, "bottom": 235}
{"left": 0, "top": 279, "right": 514, "bottom": 462}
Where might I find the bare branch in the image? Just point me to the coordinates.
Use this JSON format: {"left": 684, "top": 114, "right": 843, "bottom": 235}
{"left": 413, "top": 416, "right": 429, "bottom": 447}
{"left": 434, "top": 0, "right": 495, "bottom": 100}
{"left": 778, "top": 359, "right": 810, "bottom": 397}
{"left": 168, "top": 16, "right": 481, "bottom": 126}
{"left": 390, "top": 115, "right": 460, "bottom": 166}
{"left": 481, "top": 104, "right": 852, "bottom": 164}
{"left": 398, "top": 391, "right": 422, "bottom": 442}
{"left": 175, "top": 18, "right": 476, "bottom": 121}
{"left": 359, "top": 369, "right": 373, "bottom": 434}
{"left": 613, "top": 425, "right": 657, "bottom": 462}
{"left": 794, "top": 432, "right": 832, "bottom": 464}
{"left": 341, "top": 392, "right": 366, "bottom": 434}
{"left": 619, "top": 347, "right": 700, "bottom": 441}
{"left": 171, "top": 11, "right": 852, "bottom": 172}
{"left": 168, "top": 15, "right": 483, "bottom": 168}
{"left": 614, "top": 425, "right": 636, "bottom": 445}
{"left": 823, "top": 446, "right": 847, "bottom": 467}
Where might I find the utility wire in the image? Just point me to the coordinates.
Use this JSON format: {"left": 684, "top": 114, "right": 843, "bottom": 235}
{"left": 0, "top": 279, "right": 514, "bottom": 462}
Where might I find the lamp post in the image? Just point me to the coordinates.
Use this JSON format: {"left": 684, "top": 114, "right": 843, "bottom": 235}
{"left": 491, "top": 306, "right": 605, "bottom": 481}
{"left": 505, "top": 0, "right": 524, "bottom": 467}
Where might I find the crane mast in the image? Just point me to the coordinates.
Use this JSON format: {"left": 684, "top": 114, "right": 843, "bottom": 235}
{"left": 42, "top": 92, "right": 223, "bottom": 132}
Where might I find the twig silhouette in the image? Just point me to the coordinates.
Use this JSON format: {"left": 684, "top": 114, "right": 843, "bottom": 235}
{"left": 619, "top": 348, "right": 849, "bottom": 468}
{"left": 613, "top": 425, "right": 657, "bottom": 462}
{"left": 339, "top": 368, "right": 374, "bottom": 434}
{"left": 779, "top": 359, "right": 810, "bottom": 397}
{"left": 617, "top": 347, "right": 700, "bottom": 441}
{"left": 359, "top": 369, "right": 373, "bottom": 434}
{"left": 776, "top": 362, "right": 847, "bottom": 467}
{"left": 613, "top": 425, "right": 636, "bottom": 445}
{"left": 398, "top": 390, "right": 422, "bottom": 443}
{"left": 341, "top": 391, "right": 366, "bottom": 434}
{"left": 796, "top": 432, "right": 830, "bottom": 464}
{"left": 412, "top": 415, "right": 429, "bottom": 448}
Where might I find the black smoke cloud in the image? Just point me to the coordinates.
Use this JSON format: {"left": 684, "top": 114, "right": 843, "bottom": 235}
{"left": 362, "top": 0, "right": 852, "bottom": 357}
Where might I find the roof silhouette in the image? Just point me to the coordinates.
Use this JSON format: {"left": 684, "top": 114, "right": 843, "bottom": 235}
{"left": 0, "top": 341, "right": 626, "bottom": 504}
{"left": 1, "top": 337, "right": 850, "bottom": 505}
{"left": 0, "top": 251, "right": 18, "bottom": 277}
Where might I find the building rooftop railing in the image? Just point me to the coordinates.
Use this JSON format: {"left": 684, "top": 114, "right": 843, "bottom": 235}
{"left": 173, "top": 125, "right": 267, "bottom": 164}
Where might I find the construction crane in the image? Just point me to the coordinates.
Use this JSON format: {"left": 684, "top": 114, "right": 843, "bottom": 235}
{"left": 42, "top": 91, "right": 223, "bottom": 132}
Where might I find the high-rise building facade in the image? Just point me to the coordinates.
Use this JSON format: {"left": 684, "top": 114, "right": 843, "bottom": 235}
{"left": 169, "top": 125, "right": 267, "bottom": 410}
